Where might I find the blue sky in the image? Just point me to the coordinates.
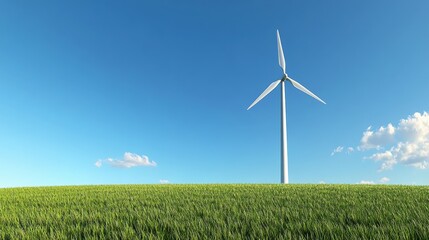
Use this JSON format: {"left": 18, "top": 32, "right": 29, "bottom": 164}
{"left": 1, "top": 1, "right": 429, "bottom": 187}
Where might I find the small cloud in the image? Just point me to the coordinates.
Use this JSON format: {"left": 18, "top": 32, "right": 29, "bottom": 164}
{"left": 358, "top": 180, "right": 375, "bottom": 185}
{"left": 331, "top": 146, "right": 355, "bottom": 156}
{"left": 319, "top": 181, "right": 326, "bottom": 184}
{"left": 379, "top": 177, "right": 390, "bottom": 183}
{"left": 160, "top": 179, "right": 170, "bottom": 184}
{"left": 357, "top": 178, "right": 390, "bottom": 185}
{"left": 331, "top": 146, "right": 344, "bottom": 156}
{"left": 95, "top": 160, "right": 103, "bottom": 168}
{"left": 95, "top": 152, "right": 156, "bottom": 168}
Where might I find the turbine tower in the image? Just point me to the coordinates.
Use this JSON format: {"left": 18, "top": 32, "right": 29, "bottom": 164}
{"left": 247, "top": 30, "right": 326, "bottom": 184}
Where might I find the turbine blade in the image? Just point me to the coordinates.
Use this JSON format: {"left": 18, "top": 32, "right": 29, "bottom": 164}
{"left": 288, "top": 78, "right": 326, "bottom": 104}
{"left": 247, "top": 80, "right": 281, "bottom": 110}
{"left": 277, "top": 30, "right": 286, "bottom": 74}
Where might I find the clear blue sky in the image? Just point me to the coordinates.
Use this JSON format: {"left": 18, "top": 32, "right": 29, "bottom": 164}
{"left": 1, "top": 1, "right": 429, "bottom": 187}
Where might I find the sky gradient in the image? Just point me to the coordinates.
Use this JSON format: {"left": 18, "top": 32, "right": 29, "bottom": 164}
{"left": 1, "top": 1, "right": 429, "bottom": 187}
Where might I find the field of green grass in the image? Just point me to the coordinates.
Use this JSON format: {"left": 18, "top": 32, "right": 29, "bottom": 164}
{"left": 0, "top": 184, "right": 428, "bottom": 239}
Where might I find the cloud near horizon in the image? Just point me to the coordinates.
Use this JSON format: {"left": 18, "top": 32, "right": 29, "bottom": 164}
{"left": 95, "top": 152, "right": 156, "bottom": 168}
{"left": 362, "top": 112, "right": 429, "bottom": 171}
{"left": 358, "top": 177, "right": 390, "bottom": 185}
{"left": 358, "top": 180, "right": 375, "bottom": 185}
{"left": 334, "top": 112, "right": 429, "bottom": 171}
{"left": 379, "top": 177, "right": 390, "bottom": 183}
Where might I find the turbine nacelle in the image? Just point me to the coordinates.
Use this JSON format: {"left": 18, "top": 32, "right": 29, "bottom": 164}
{"left": 281, "top": 74, "right": 288, "bottom": 81}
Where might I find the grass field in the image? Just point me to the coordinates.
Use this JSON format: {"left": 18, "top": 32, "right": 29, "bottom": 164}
{"left": 1, "top": 184, "right": 428, "bottom": 239}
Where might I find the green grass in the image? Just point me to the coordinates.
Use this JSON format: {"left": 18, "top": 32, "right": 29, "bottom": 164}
{"left": 1, "top": 184, "right": 429, "bottom": 239}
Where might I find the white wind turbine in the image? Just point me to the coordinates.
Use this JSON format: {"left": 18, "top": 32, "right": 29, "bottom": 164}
{"left": 247, "top": 30, "right": 326, "bottom": 184}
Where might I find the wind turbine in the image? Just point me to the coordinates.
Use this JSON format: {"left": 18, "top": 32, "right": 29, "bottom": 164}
{"left": 247, "top": 30, "right": 326, "bottom": 184}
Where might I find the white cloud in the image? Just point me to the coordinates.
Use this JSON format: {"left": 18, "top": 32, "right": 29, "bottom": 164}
{"left": 95, "top": 160, "right": 103, "bottom": 168}
{"left": 95, "top": 152, "right": 156, "bottom": 168}
{"left": 331, "top": 146, "right": 344, "bottom": 156}
{"left": 360, "top": 124, "right": 395, "bottom": 150}
{"left": 331, "top": 146, "right": 355, "bottom": 156}
{"left": 358, "top": 178, "right": 390, "bottom": 184}
{"left": 160, "top": 179, "right": 170, "bottom": 184}
{"left": 319, "top": 181, "right": 326, "bottom": 184}
{"left": 358, "top": 180, "right": 375, "bottom": 184}
{"left": 359, "top": 112, "right": 429, "bottom": 171}
{"left": 379, "top": 177, "right": 390, "bottom": 183}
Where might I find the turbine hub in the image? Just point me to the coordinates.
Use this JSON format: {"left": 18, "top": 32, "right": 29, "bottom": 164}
{"left": 281, "top": 74, "right": 288, "bottom": 81}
